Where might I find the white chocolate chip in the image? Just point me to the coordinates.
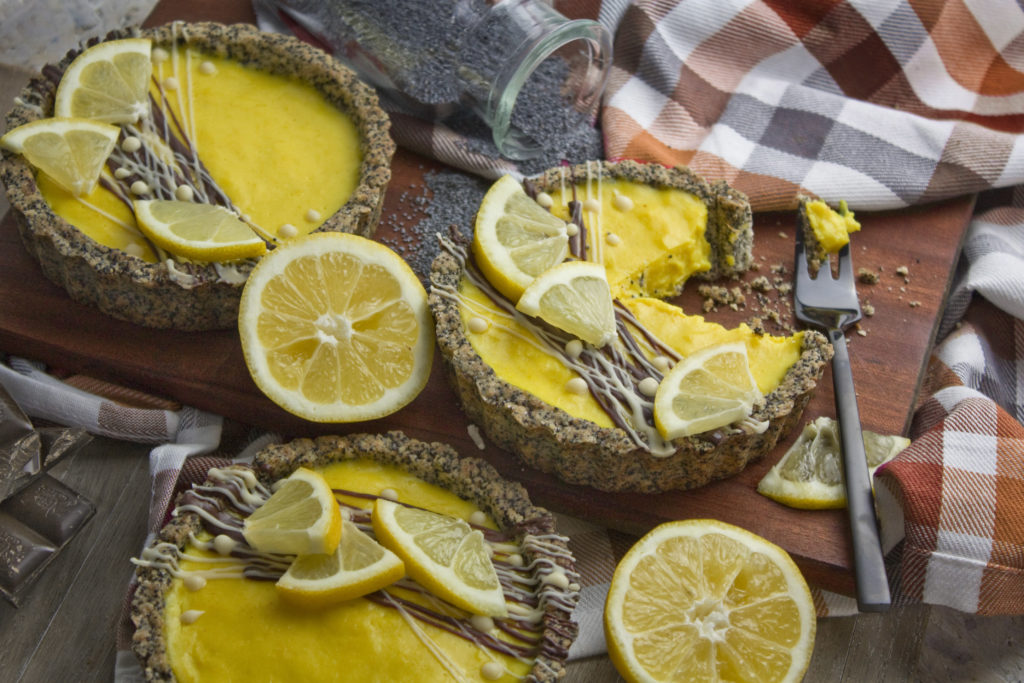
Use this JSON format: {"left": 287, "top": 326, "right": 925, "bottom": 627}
{"left": 183, "top": 574, "right": 207, "bottom": 592}
{"left": 120, "top": 136, "right": 141, "bottom": 153}
{"left": 535, "top": 192, "right": 553, "bottom": 209}
{"left": 566, "top": 377, "right": 588, "bottom": 395}
{"left": 174, "top": 185, "right": 194, "bottom": 202}
{"left": 566, "top": 223, "right": 579, "bottom": 237}
{"left": 199, "top": 61, "right": 217, "bottom": 75}
{"left": 564, "top": 339, "right": 583, "bottom": 359}
{"left": 470, "top": 615, "right": 495, "bottom": 632}
{"left": 379, "top": 488, "right": 399, "bottom": 501}
{"left": 278, "top": 223, "right": 299, "bottom": 239}
{"left": 162, "top": 76, "right": 179, "bottom": 91}
{"left": 212, "top": 534, "right": 236, "bottom": 556}
{"left": 151, "top": 47, "right": 169, "bottom": 63}
{"left": 652, "top": 355, "right": 672, "bottom": 372}
{"left": 605, "top": 232, "right": 621, "bottom": 246}
{"left": 130, "top": 180, "right": 150, "bottom": 195}
{"left": 305, "top": 208, "right": 321, "bottom": 222}
{"left": 180, "top": 610, "right": 204, "bottom": 625}
{"left": 612, "top": 193, "right": 634, "bottom": 212}
{"left": 467, "top": 316, "right": 489, "bottom": 334}
{"left": 481, "top": 661, "right": 504, "bottom": 681}
{"left": 542, "top": 569, "right": 570, "bottom": 589}
{"left": 507, "top": 553, "right": 524, "bottom": 567}
{"left": 638, "top": 377, "right": 660, "bottom": 397}
{"left": 583, "top": 197, "right": 601, "bottom": 213}
{"left": 113, "top": 167, "right": 132, "bottom": 179}
{"left": 469, "top": 510, "right": 488, "bottom": 526}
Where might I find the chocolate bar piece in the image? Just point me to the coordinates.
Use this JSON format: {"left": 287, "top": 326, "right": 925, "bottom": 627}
{"left": 1, "top": 474, "right": 95, "bottom": 545}
{"left": 0, "top": 511, "right": 56, "bottom": 597}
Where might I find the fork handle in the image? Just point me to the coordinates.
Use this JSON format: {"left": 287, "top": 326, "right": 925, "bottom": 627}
{"left": 829, "top": 328, "right": 892, "bottom": 612}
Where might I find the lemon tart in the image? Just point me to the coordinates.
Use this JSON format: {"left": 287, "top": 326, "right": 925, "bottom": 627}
{"left": 0, "top": 22, "right": 393, "bottom": 330}
{"left": 430, "top": 161, "right": 832, "bottom": 493}
{"left": 130, "top": 431, "right": 578, "bottom": 682}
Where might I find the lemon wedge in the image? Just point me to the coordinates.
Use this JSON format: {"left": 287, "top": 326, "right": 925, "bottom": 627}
{"left": 133, "top": 199, "right": 267, "bottom": 261}
{"left": 54, "top": 37, "right": 152, "bottom": 124}
{"left": 604, "top": 519, "right": 816, "bottom": 683}
{"left": 0, "top": 117, "right": 119, "bottom": 196}
{"left": 276, "top": 519, "right": 405, "bottom": 608}
{"left": 757, "top": 416, "right": 910, "bottom": 509}
{"left": 238, "top": 232, "right": 434, "bottom": 423}
{"left": 653, "top": 341, "right": 762, "bottom": 439}
{"left": 371, "top": 498, "right": 507, "bottom": 617}
{"left": 515, "top": 260, "right": 616, "bottom": 347}
{"left": 243, "top": 467, "right": 342, "bottom": 556}
{"left": 472, "top": 174, "right": 569, "bottom": 302}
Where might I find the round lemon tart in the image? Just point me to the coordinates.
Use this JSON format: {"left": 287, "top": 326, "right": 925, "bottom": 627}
{"left": 429, "top": 160, "right": 832, "bottom": 493}
{"left": 0, "top": 22, "right": 394, "bottom": 330}
{"left": 129, "top": 431, "right": 578, "bottom": 682}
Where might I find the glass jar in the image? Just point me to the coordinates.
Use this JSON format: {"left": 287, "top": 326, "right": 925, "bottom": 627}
{"left": 254, "top": 0, "right": 613, "bottom": 160}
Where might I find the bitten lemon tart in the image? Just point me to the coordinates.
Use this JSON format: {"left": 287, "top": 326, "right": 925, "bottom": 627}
{"left": 0, "top": 22, "right": 393, "bottom": 330}
{"left": 130, "top": 432, "right": 578, "bottom": 682}
{"left": 430, "top": 161, "right": 832, "bottom": 493}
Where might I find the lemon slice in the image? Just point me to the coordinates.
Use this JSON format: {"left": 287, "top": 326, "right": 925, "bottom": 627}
{"left": 54, "top": 37, "right": 152, "bottom": 124}
{"left": 133, "top": 199, "right": 267, "bottom": 261}
{"left": 243, "top": 467, "right": 342, "bottom": 556}
{"left": 514, "top": 260, "right": 616, "bottom": 347}
{"left": 757, "top": 416, "right": 910, "bottom": 510}
{"left": 238, "top": 232, "right": 434, "bottom": 423}
{"left": 472, "top": 174, "right": 569, "bottom": 302}
{"left": 604, "top": 519, "right": 816, "bottom": 683}
{"left": 276, "top": 519, "right": 405, "bottom": 608}
{"left": 371, "top": 498, "right": 507, "bottom": 617}
{"left": 0, "top": 118, "right": 119, "bottom": 196}
{"left": 653, "top": 341, "right": 762, "bottom": 439}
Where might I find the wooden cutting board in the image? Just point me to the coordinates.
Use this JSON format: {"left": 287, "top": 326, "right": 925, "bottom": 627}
{"left": 0, "top": 0, "right": 976, "bottom": 595}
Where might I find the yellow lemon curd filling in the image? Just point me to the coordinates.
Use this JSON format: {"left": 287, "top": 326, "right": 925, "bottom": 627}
{"left": 165, "top": 460, "right": 533, "bottom": 683}
{"left": 805, "top": 199, "right": 860, "bottom": 254}
{"left": 40, "top": 49, "right": 362, "bottom": 261}
{"left": 460, "top": 179, "right": 803, "bottom": 430}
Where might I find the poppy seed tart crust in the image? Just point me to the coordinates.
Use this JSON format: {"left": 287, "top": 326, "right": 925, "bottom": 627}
{"left": 429, "top": 161, "right": 833, "bottom": 493}
{"left": 0, "top": 22, "right": 394, "bottom": 330}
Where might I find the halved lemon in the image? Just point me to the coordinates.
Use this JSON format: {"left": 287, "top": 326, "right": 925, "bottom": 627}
{"left": 276, "top": 519, "right": 405, "bottom": 608}
{"left": 242, "top": 467, "right": 342, "bottom": 556}
{"left": 54, "top": 37, "right": 152, "bottom": 124}
{"left": 757, "top": 416, "right": 910, "bottom": 510}
{"left": 653, "top": 341, "right": 762, "bottom": 439}
{"left": 133, "top": 199, "right": 267, "bottom": 261}
{"left": 472, "top": 174, "right": 569, "bottom": 302}
{"left": 371, "top": 497, "right": 507, "bottom": 617}
{"left": 604, "top": 519, "right": 816, "bottom": 683}
{"left": 0, "top": 117, "right": 119, "bottom": 196}
{"left": 238, "top": 232, "right": 434, "bottom": 423}
{"left": 515, "top": 260, "right": 616, "bottom": 347}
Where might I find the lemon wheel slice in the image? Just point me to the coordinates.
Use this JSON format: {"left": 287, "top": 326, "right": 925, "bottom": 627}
{"left": 238, "top": 232, "right": 434, "bottom": 423}
{"left": 276, "top": 519, "right": 405, "bottom": 608}
{"left": 757, "top": 416, "right": 910, "bottom": 509}
{"left": 371, "top": 498, "right": 507, "bottom": 617}
{"left": 653, "top": 341, "right": 762, "bottom": 439}
{"left": 472, "top": 174, "right": 569, "bottom": 302}
{"left": 0, "top": 118, "right": 119, "bottom": 196}
{"left": 242, "top": 467, "right": 342, "bottom": 556}
{"left": 133, "top": 199, "right": 267, "bottom": 261}
{"left": 54, "top": 37, "right": 152, "bottom": 124}
{"left": 514, "top": 260, "right": 616, "bottom": 347}
{"left": 604, "top": 519, "right": 816, "bottom": 683}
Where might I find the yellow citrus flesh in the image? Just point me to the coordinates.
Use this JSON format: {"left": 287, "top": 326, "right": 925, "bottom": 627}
{"left": 372, "top": 498, "right": 507, "bottom": 617}
{"left": 472, "top": 174, "right": 569, "bottom": 303}
{"left": 0, "top": 118, "right": 119, "bottom": 196}
{"left": 238, "top": 233, "right": 434, "bottom": 423}
{"left": 757, "top": 416, "right": 911, "bottom": 510}
{"left": 242, "top": 467, "right": 342, "bottom": 556}
{"left": 604, "top": 519, "right": 816, "bottom": 683}
{"left": 167, "top": 459, "right": 530, "bottom": 683}
{"left": 54, "top": 38, "right": 152, "bottom": 124}
{"left": 132, "top": 199, "right": 266, "bottom": 261}
{"left": 653, "top": 341, "right": 762, "bottom": 439}
{"left": 276, "top": 519, "right": 405, "bottom": 608}
{"left": 514, "top": 260, "right": 616, "bottom": 347}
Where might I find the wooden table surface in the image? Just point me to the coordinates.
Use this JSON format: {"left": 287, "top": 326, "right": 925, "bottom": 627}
{"left": 2, "top": 0, "right": 1023, "bottom": 680}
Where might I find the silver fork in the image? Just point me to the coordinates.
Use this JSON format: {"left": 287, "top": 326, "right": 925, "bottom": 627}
{"left": 794, "top": 230, "right": 892, "bottom": 612}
